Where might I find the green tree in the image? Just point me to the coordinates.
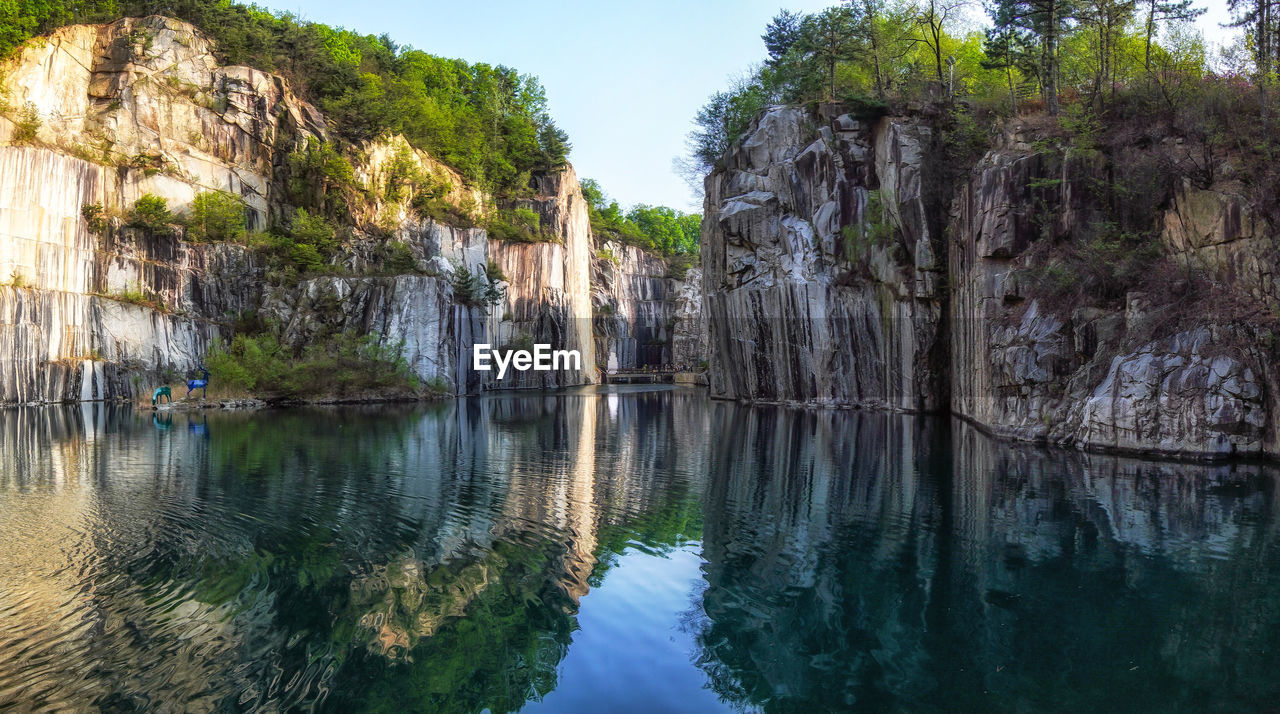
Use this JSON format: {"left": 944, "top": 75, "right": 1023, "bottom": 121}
{"left": 762, "top": 9, "right": 803, "bottom": 65}
{"left": 537, "top": 121, "right": 571, "bottom": 171}
{"left": 127, "top": 193, "right": 173, "bottom": 233}
{"left": 799, "top": 6, "right": 861, "bottom": 100}
{"left": 12, "top": 101, "right": 40, "bottom": 143}
{"left": 848, "top": 0, "right": 920, "bottom": 100}
{"left": 1077, "top": 0, "right": 1137, "bottom": 104}
{"left": 1227, "top": 0, "right": 1275, "bottom": 86}
{"left": 580, "top": 178, "right": 606, "bottom": 209}
{"left": 982, "top": 21, "right": 1037, "bottom": 112}
{"left": 187, "top": 190, "right": 246, "bottom": 242}
{"left": 916, "top": 0, "right": 972, "bottom": 85}
{"left": 989, "top": 0, "right": 1079, "bottom": 114}
{"left": 287, "top": 139, "right": 356, "bottom": 221}
{"left": 290, "top": 208, "right": 337, "bottom": 252}
{"left": 449, "top": 262, "right": 503, "bottom": 308}
{"left": 1142, "top": 0, "right": 1205, "bottom": 71}
{"left": 687, "top": 91, "right": 733, "bottom": 173}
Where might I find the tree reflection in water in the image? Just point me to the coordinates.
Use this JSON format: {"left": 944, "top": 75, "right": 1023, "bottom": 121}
{"left": 694, "top": 407, "right": 1280, "bottom": 713}
{"left": 0, "top": 392, "right": 1278, "bottom": 712}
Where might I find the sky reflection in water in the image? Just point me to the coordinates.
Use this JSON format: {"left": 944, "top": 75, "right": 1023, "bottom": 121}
{"left": 0, "top": 387, "right": 1278, "bottom": 712}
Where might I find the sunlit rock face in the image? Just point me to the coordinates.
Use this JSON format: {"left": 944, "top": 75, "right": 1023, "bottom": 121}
{"left": 0, "top": 17, "right": 605, "bottom": 401}
{"left": 487, "top": 166, "right": 599, "bottom": 388}
{"left": 949, "top": 123, "right": 1280, "bottom": 458}
{"left": 260, "top": 168, "right": 604, "bottom": 396}
{"left": 0, "top": 16, "right": 326, "bottom": 224}
{"left": 701, "top": 106, "right": 947, "bottom": 409}
{"left": 0, "top": 16, "right": 317, "bottom": 404}
{"left": 0, "top": 142, "right": 259, "bottom": 403}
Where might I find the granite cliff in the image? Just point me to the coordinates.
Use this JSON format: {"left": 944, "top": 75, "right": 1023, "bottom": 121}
{"left": 701, "top": 106, "right": 947, "bottom": 410}
{"left": 949, "top": 122, "right": 1280, "bottom": 459}
{"left": 703, "top": 104, "right": 1280, "bottom": 460}
{"left": 591, "top": 241, "right": 703, "bottom": 372}
{"left": 0, "top": 16, "right": 680, "bottom": 402}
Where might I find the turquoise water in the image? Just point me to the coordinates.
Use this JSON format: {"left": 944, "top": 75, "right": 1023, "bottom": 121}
{"left": 1, "top": 387, "right": 1279, "bottom": 712}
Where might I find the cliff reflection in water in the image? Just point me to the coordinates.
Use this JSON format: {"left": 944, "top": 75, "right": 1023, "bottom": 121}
{"left": 0, "top": 391, "right": 1278, "bottom": 712}
{"left": 697, "top": 407, "right": 1280, "bottom": 712}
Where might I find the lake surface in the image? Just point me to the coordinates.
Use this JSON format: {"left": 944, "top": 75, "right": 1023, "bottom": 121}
{"left": 1, "top": 386, "right": 1279, "bottom": 712}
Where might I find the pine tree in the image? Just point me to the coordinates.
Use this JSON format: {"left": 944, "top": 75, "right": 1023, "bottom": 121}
{"left": 1142, "top": 0, "right": 1205, "bottom": 71}
{"left": 762, "top": 9, "right": 803, "bottom": 66}
{"left": 982, "top": 21, "right": 1037, "bottom": 113}
{"left": 988, "top": 0, "right": 1078, "bottom": 115}
{"left": 798, "top": 5, "right": 861, "bottom": 101}
{"left": 537, "top": 121, "right": 571, "bottom": 172}
{"left": 1228, "top": 0, "right": 1277, "bottom": 84}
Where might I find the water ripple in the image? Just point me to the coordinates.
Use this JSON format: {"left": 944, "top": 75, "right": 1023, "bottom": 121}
{"left": 0, "top": 399, "right": 1279, "bottom": 711}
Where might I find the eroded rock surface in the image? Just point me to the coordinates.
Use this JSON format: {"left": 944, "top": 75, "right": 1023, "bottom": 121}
{"left": 948, "top": 123, "right": 1280, "bottom": 458}
{"left": 0, "top": 17, "right": 600, "bottom": 402}
{"left": 701, "top": 106, "right": 947, "bottom": 409}
{"left": 704, "top": 106, "right": 1280, "bottom": 458}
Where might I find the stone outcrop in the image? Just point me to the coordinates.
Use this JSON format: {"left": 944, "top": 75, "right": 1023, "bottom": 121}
{"left": 0, "top": 16, "right": 325, "bottom": 225}
{"left": 588, "top": 238, "right": 706, "bottom": 372}
{"left": 1162, "top": 181, "right": 1279, "bottom": 306}
{"left": 703, "top": 106, "right": 1280, "bottom": 459}
{"left": 948, "top": 123, "right": 1280, "bottom": 459}
{"left": 701, "top": 106, "right": 947, "bottom": 409}
{"left": 0, "top": 17, "right": 603, "bottom": 403}
{"left": 592, "top": 243, "right": 671, "bottom": 370}
{"left": 1069, "top": 327, "right": 1268, "bottom": 456}
{"left": 948, "top": 137, "right": 1075, "bottom": 443}
{"left": 0, "top": 141, "right": 253, "bottom": 403}
{"left": 671, "top": 266, "right": 705, "bottom": 369}
{"left": 488, "top": 167, "right": 597, "bottom": 388}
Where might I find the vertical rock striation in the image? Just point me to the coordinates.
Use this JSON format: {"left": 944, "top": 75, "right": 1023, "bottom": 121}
{"left": 0, "top": 17, "right": 604, "bottom": 403}
{"left": 703, "top": 107, "right": 1280, "bottom": 459}
{"left": 487, "top": 167, "right": 598, "bottom": 388}
{"left": 948, "top": 123, "right": 1280, "bottom": 458}
{"left": 592, "top": 243, "right": 673, "bottom": 370}
{"left": 701, "top": 106, "right": 947, "bottom": 409}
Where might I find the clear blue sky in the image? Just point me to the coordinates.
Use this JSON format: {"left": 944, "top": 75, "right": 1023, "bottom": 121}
{"left": 254, "top": 0, "right": 834, "bottom": 211}
{"left": 255, "top": 1, "right": 1238, "bottom": 213}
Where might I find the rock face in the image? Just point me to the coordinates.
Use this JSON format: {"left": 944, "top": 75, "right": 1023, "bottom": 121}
{"left": 701, "top": 106, "right": 947, "bottom": 409}
{"left": 589, "top": 238, "right": 706, "bottom": 372}
{"left": 592, "top": 243, "right": 671, "bottom": 370}
{"left": 1162, "top": 182, "right": 1279, "bottom": 305}
{"left": 488, "top": 168, "right": 597, "bottom": 388}
{"left": 671, "top": 266, "right": 705, "bottom": 369}
{"left": 0, "top": 17, "right": 603, "bottom": 403}
{"left": 0, "top": 142, "right": 254, "bottom": 403}
{"left": 948, "top": 124, "right": 1280, "bottom": 459}
{"left": 0, "top": 16, "right": 325, "bottom": 225}
{"left": 1071, "top": 327, "right": 1268, "bottom": 456}
{"left": 704, "top": 106, "right": 1280, "bottom": 459}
